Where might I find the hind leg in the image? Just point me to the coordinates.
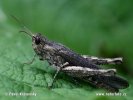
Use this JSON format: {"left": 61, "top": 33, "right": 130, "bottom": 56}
{"left": 62, "top": 66, "right": 116, "bottom": 77}
{"left": 82, "top": 55, "right": 122, "bottom": 65}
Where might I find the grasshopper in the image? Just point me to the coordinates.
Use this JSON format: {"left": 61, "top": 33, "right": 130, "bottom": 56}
{"left": 13, "top": 16, "right": 129, "bottom": 92}
{"left": 20, "top": 31, "right": 128, "bottom": 92}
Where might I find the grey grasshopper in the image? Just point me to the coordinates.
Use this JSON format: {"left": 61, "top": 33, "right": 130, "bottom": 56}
{"left": 13, "top": 16, "right": 129, "bottom": 92}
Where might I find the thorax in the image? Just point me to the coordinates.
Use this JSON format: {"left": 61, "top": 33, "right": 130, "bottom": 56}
{"left": 33, "top": 44, "right": 65, "bottom": 67}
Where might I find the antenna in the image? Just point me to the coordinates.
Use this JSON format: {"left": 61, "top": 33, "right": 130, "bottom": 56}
{"left": 10, "top": 15, "right": 33, "bottom": 37}
{"left": 19, "top": 30, "right": 32, "bottom": 37}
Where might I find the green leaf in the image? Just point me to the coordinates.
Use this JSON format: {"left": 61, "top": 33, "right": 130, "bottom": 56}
{"left": 0, "top": 0, "right": 133, "bottom": 100}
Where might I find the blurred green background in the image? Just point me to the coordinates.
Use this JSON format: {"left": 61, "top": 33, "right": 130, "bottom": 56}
{"left": 0, "top": 0, "right": 133, "bottom": 100}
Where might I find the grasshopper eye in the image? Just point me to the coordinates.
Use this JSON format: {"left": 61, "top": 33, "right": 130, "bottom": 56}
{"left": 35, "top": 37, "right": 41, "bottom": 45}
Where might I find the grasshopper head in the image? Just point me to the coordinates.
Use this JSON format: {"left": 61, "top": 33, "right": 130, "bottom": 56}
{"left": 32, "top": 33, "right": 48, "bottom": 57}
{"left": 32, "top": 33, "right": 48, "bottom": 46}
{"left": 20, "top": 30, "right": 47, "bottom": 53}
{"left": 32, "top": 33, "right": 42, "bottom": 45}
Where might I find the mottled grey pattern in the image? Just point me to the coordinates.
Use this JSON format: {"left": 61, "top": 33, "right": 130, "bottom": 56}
{"left": 82, "top": 55, "right": 123, "bottom": 65}
{"left": 31, "top": 33, "right": 129, "bottom": 92}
